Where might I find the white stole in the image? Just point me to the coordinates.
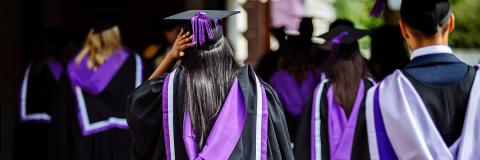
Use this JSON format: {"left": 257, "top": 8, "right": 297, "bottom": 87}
{"left": 366, "top": 67, "right": 480, "bottom": 160}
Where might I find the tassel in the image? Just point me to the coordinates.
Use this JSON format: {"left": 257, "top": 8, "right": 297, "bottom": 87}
{"left": 191, "top": 16, "right": 198, "bottom": 45}
{"left": 191, "top": 12, "right": 217, "bottom": 47}
{"left": 370, "top": 0, "right": 385, "bottom": 17}
{"left": 331, "top": 31, "right": 349, "bottom": 55}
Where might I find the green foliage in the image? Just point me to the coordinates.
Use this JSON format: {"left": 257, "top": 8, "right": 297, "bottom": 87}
{"left": 335, "top": 0, "right": 480, "bottom": 49}
{"left": 450, "top": 0, "right": 480, "bottom": 48}
{"left": 334, "top": 0, "right": 383, "bottom": 29}
{"left": 334, "top": 0, "right": 383, "bottom": 50}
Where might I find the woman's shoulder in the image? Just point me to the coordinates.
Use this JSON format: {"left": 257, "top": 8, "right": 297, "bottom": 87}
{"left": 128, "top": 74, "right": 168, "bottom": 103}
{"left": 237, "top": 65, "right": 280, "bottom": 101}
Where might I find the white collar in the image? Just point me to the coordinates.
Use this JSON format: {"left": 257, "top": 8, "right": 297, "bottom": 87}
{"left": 411, "top": 45, "right": 453, "bottom": 60}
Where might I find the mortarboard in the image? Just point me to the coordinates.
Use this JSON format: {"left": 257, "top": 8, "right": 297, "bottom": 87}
{"left": 319, "top": 25, "right": 370, "bottom": 59}
{"left": 89, "top": 8, "right": 124, "bottom": 33}
{"left": 92, "top": 19, "right": 117, "bottom": 33}
{"left": 400, "top": 0, "right": 451, "bottom": 36}
{"left": 164, "top": 10, "right": 240, "bottom": 49}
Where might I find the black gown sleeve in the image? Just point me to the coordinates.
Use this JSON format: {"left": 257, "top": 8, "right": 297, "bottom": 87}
{"left": 14, "top": 63, "right": 52, "bottom": 160}
{"left": 293, "top": 82, "right": 330, "bottom": 160}
{"left": 263, "top": 82, "right": 295, "bottom": 160}
{"left": 126, "top": 75, "right": 167, "bottom": 160}
{"left": 293, "top": 96, "right": 313, "bottom": 160}
{"left": 349, "top": 78, "right": 375, "bottom": 160}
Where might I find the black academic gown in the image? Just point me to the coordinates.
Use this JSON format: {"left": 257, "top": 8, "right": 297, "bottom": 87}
{"left": 293, "top": 77, "right": 375, "bottom": 160}
{"left": 64, "top": 52, "right": 141, "bottom": 160}
{"left": 14, "top": 61, "right": 64, "bottom": 160}
{"left": 365, "top": 53, "right": 479, "bottom": 159}
{"left": 127, "top": 65, "right": 294, "bottom": 160}
{"left": 46, "top": 72, "right": 75, "bottom": 160}
{"left": 403, "top": 53, "right": 474, "bottom": 146}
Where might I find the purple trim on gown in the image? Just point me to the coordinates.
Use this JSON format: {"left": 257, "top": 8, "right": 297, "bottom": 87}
{"left": 260, "top": 82, "right": 268, "bottom": 160}
{"left": 162, "top": 72, "right": 173, "bottom": 160}
{"left": 47, "top": 60, "right": 63, "bottom": 81}
{"left": 19, "top": 64, "right": 52, "bottom": 123}
{"left": 163, "top": 72, "right": 269, "bottom": 159}
{"left": 67, "top": 48, "right": 129, "bottom": 95}
{"left": 182, "top": 79, "right": 246, "bottom": 160}
{"left": 269, "top": 70, "right": 316, "bottom": 116}
{"left": 373, "top": 86, "right": 397, "bottom": 159}
{"left": 327, "top": 80, "right": 365, "bottom": 159}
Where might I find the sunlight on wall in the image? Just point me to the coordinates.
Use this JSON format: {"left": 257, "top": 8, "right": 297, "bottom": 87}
{"left": 227, "top": 0, "right": 249, "bottom": 65}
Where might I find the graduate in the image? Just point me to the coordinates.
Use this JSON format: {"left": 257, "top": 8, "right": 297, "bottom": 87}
{"left": 127, "top": 10, "right": 294, "bottom": 160}
{"left": 269, "top": 17, "right": 320, "bottom": 142}
{"left": 366, "top": 0, "right": 480, "bottom": 159}
{"left": 257, "top": 27, "right": 286, "bottom": 81}
{"left": 13, "top": 27, "right": 72, "bottom": 160}
{"left": 293, "top": 22, "right": 375, "bottom": 160}
{"left": 65, "top": 11, "right": 142, "bottom": 160}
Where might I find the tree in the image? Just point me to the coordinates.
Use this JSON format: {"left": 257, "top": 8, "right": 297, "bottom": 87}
{"left": 450, "top": 0, "right": 480, "bottom": 48}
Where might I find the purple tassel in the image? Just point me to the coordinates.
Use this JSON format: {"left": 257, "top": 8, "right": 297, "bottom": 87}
{"left": 191, "top": 16, "right": 198, "bottom": 45}
{"left": 370, "top": 0, "right": 385, "bottom": 17}
{"left": 191, "top": 12, "right": 217, "bottom": 47}
{"left": 331, "top": 31, "right": 349, "bottom": 55}
{"left": 214, "top": 19, "right": 219, "bottom": 31}
{"left": 199, "top": 18, "right": 205, "bottom": 46}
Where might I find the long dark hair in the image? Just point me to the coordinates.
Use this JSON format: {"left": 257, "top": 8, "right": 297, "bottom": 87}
{"left": 278, "top": 40, "right": 316, "bottom": 82}
{"left": 324, "top": 42, "right": 368, "bottom": 116}
{"left": 180, "top": 37, "right": 240, "bottom": 148}
{"left": 278, "top": 18, "right": 316, "bottom": 82}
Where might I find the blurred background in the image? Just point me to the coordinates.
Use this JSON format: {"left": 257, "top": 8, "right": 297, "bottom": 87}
{"left": 0, "top": 0, "right": 479, "bottom": 159}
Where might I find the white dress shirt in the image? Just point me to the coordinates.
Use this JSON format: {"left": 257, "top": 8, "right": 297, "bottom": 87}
{"left": 411, "top": 45, "right": 453, "bottom": 60}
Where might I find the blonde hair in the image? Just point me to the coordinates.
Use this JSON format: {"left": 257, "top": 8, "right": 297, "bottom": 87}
{"left": 75, "top": 26, "right": 122, "bottom": 69}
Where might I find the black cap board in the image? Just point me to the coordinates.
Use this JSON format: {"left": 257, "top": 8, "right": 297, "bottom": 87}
{"left": 92, "top": 19, "right": 117, "bottom": 33}
{"left": 164, "top": 10, "right": 240, "bottom": 20}
{"left": 319, "top": 25, "right": 370, "bottom": 59}
{"left": 89, "top": 8, "right": 124, "bottom": 33}
{"left": 164, "top": 10, "right": 240, "bottom": 49}
{"left": 329, "top": 19, "right": 355, "bottom": 31}
{"left": 401, "top": 0, "right": 451, "bottom": 36}
{"left": 319, "top": 25, "right": 370, "bottom": 45}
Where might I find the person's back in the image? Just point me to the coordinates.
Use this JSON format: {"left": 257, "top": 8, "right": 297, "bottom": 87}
{"left": 269, "top": 17, "right": 319, "bottom": 142}
{"left": 65, "top": 17, "right": 141, "bottom": 160}
{"left": 366, "top": 0, "right": 480, "bottom": 159}
{"left": 294, "top": 22, "right": 375, "bottom": 160}
{"left": 14, "top": 58, "right": 64, "bottom": 160}
{"left": 14, "top": 27, "right": 73, "bottom": 160}
{"left": 127, "top": 10, "right": 294, "bottom": 160}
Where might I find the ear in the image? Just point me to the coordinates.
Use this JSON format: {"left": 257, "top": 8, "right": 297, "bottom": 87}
{"left": 399, "top": 19, "right": 410, "bottom": 39}
{"left": 448, "top": 14, "right": 455, "bottom": 33}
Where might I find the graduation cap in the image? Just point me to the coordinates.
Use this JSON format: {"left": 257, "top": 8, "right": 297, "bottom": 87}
{"left": 89, "top": 8, "right": 124, "bottom": 33}
{"left": 164, "top": 10, "right": 240, "bottom": 49}
{"left": 92, "top": 19, "right": 116, "bottom": 33}
{"left": 400, "top": 0, "right": 451, "bottom": 36}
{"left": 319, "top": 25, "right": 370, "bottom": 59}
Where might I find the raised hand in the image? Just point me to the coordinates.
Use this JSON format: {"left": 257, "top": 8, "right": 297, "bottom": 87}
{"left": 168, "top": 28, "right": 194, "bottom": 60}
